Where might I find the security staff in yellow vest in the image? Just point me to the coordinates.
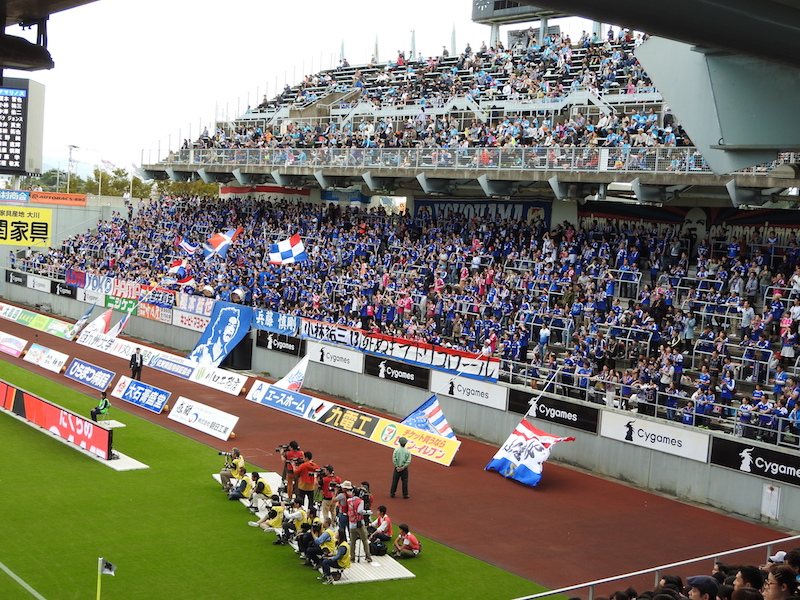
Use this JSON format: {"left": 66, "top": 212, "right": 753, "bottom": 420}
{"left": 275, "top": 498, "right": 306, "bottom": 545}
{"left": 319, "top": 530, "right": 350, "bottom": 584}
{"left": 303, "top": 519, "right": 336, "bottom": 568}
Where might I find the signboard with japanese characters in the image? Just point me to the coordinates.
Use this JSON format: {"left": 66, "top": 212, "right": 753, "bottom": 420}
{"left": 0, "top": 206, "right": 51, "bottom": 247}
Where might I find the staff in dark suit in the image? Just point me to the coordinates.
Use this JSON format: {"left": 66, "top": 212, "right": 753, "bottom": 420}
{"left": 130, "top": 347, "right": 143, "bottom": 380}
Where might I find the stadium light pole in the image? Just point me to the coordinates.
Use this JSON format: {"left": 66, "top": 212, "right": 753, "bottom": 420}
{"left": 66, "top": 144, "right": 78, "bottom": 194}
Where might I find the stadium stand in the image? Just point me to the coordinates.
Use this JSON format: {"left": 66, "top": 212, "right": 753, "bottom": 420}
{"left": 15, "top": 193, "right": 800, "bottom": 447}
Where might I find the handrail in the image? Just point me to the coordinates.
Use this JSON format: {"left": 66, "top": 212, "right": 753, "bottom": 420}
{"left": 144, "top": 145, "right": 800, "bottom": 178}
{"left": 511, "top": 534, "right": 800, "bottom": 600}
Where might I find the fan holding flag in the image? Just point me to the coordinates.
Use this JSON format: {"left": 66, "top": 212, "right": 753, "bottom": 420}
{"left": 204, "top": 227, "right": 243, "bottom": 260}
{"left": 268, "top": 233, "right": 308, "bottom": 265}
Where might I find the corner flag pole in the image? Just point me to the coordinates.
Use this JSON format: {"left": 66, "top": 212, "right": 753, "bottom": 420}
{"left": 96, "top": 557, "right": 103, "bottom": 600}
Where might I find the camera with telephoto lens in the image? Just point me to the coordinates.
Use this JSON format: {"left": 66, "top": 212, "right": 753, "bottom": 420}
{"left": 218, "top": 451, "right": 232, "bottom": 458}
{"left": 353, "top": 485, "right": 372, "bottom": 511}
{"left": 275, "top": 444, "right": 290, "bottom": 452}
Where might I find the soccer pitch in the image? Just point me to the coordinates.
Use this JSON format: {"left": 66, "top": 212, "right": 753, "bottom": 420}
{"left": 0, "top": 362, "right": 543, "bottom": 600}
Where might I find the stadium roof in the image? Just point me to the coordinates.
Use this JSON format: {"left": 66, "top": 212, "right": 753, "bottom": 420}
{"left": 514, "top": 0, "right": 800, "bottom": 67}
{"left": 1, "top": 0, "right": 97, "bottom": 70}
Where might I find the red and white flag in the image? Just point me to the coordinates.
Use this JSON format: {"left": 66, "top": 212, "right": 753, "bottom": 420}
{"left": 273, "top": 355, "right": 309, "bottom": 392}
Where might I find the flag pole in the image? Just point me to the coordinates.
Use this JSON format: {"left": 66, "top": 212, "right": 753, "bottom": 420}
{"left": 524, "top": 365, "right": 562, "bottom": 418}
{"left": 431, "top": 365, "right": 470, "bottom": 396}
{"left": 96, "top": 557, "right": 103, "bottom": 600}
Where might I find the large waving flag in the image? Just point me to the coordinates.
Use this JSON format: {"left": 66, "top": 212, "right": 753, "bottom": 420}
{"left": 273, "top": 355, "right": 310, "bottom": 391}
{"left": 168, "top": 259, "right": 189, "bottom": 278}
{"left": 83, "top": 309, "right": 113, "bottom": 334}
{"left": 203, "top": 227, "right": 243, "bottom": 260}
{"left": 402, "top": 394, "right": 456, "bottom": 439}
{"left": 175, "top": 236, "right": 199, "bottom": 254}
{"left": 67, "top": 302, "right": 96, "bottom": 340}
{"left": 485, "top": 419, "right": 574, "bottom": 487}
{"left": 268, "top": 233, "right": 308, "bottom": 264}
{"left": 106, "top": 312, "right": 131, "bottom": 338}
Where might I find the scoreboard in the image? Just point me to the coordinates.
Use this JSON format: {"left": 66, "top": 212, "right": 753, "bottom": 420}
{"left": 0, "top": 78, "right": 44, "bottom": 176}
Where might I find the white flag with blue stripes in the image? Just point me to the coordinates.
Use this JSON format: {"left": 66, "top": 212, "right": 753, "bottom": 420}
{"left": 401, "top": 394, "right": 456, "bottom": 439}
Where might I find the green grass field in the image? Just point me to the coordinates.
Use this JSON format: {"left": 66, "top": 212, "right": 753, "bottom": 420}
{"left": 0, "top": 361, "right": 546, "bottom": 600}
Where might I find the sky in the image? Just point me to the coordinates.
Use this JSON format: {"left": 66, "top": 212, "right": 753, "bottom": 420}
{"left": 6, "top": 0, "right": 595, "bottom": 176}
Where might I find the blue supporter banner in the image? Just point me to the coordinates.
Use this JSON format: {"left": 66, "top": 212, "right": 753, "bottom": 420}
{"left": 110, "top": 376, "right": 171, "bottom": 414}
{"left": 148, "top": 355, "right": 196, "bottom": 379}
{"left": 63, "top": 358, "right": 115, "bottom": 392}
{"left": 187, "top": 301, "right": 253, "bottom": 367}
{"left": 246, "top": 380, "right": 312, "bottom": 418}
{"left": 251, "top": 309, "right": 299, "bottom": 335}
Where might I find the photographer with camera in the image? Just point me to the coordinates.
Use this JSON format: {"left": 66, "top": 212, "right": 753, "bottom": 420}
{"left": 275, "top": 498, "right": 306, "bottom": 546}
{"left": 392, "top": 523, "right": 420, "bottom": 559}
{"left": 318, "top": 465, "right": 341, "bottom": 524}
{"left": 228, "top": 466, "right": 252, "bottom": 501}
{"left": 293, "top": 451, "right": 321, "bottom": 510}
{"left": 219, "top": 448, "right": 244, "bottom": 491}
{"left": 297, "top": 507, "right": 322, "bottom": 557}
{"left": 247, "top": 495, "right": 283, "bottom": 531}
{"left": 247, "top": 472, "right": 273, "bottom": 513}
{"left": 344, "top": 481, "right": 373, "bottom": 563}
{"left": 318, "top": 530, "right": 350, "bottom": 585}
{"left": 303, "top": 518, "right": 336, "bottom": 568}
{"left": 277, "top": 441, "right": 304, "bottom": 500}
{"left": 368, "top": 505, "right": 393, "bottom": 545}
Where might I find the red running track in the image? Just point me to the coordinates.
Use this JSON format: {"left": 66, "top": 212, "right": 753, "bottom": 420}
{"left": 0, "top": 316, "right": 784, "bottom": 593}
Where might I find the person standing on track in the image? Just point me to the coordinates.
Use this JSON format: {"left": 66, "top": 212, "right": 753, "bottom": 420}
{"left": 390, "top": 436, "right": 411, "bottom": 499}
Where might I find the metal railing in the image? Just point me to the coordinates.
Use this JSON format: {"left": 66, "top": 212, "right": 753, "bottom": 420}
{"left": 143, "top": 145, "right": 800, "bottom": 177}
{"left": 511, "top": 534, "right": 800, "bottom": 600}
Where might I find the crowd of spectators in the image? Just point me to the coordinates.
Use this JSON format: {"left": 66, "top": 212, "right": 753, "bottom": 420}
{"left": 18, "top": 195, "right": 800, "bottom": 440}
{"left": 586, "top": 550, "right": 800, "bottom": 600}
{"left": 183, "top": 28, "right": 688, "bottom": 156}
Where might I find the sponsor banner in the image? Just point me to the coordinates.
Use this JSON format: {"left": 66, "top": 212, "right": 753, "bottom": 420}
{"left": 50, "top": 280, "right": 77, "bottom": 299}
{"left": 431, "top": 370, "right": 508, "bottom": 410}
{"left": 0, "top": 206, "right": 52, "bottom": 247}
{"left": 30, "top": 190, "right": 87, "bottom": 206}
{"left": 256, "top": 329, "right": 305, "bottom": 356}
{"left": 64, "top": 358, "right": 116, "bottom": 392}
{"left": 77, "top": 287, "right": 105, "bottom": 305}
{"left": 0, "top": 380, "right": 112, "bottom": 459}
{"left": 711, "top": 437, "right": 800, "bottom": 488}
{"left": 105, "top": 295, "right": 138, "bottom": 313}
{"left": 189, "top": 364, "right": 248, "bottom": 396}
{"left": 0, "top": 330, "right": 26, "bottom": 356}
{"left": 300, "top": 318, "right": 499, "bottom": 380}
{"left": 247, "top": 380, "right": 314, "bottom": 418}
{"left": 148, "top": 354, "right": 197, "bottom": 379}
{"left": 74, "top": 327, "right": 244, "bottom": 395}
{"left": 137, "top": 302, "right": 172, "bottom": 324}
{"left": 509, "top": 388, "right": 599, "bottom": 433}
{"left": 0, "top": 190, "right": 29, "bottom": 203}
{"left": 252, "top": 308, "right": 300, "bottom": 335}
{"left": 415, "top": 198, "right": 551, "bottom": 225}
{"left": 25, "top": 275, "right": 49, "bottom": 292}
{"left": 600, "top": 411, "right": 710, "bottom": 462}
{"left": 187, "top": 302, "right": 253, "bottom": 368}
{"left": 311, "top": 399, "right": 382, "bottom": 438}
{"left": 308, "top": 341, "right": 364, "bottom": 374}
{"left": 111, "top": 278, "right": 142, "bottom": 300}
{"left": 172, "top": 309, "right": 211, "bottom": 332}
{"left": 110, "top": 376, "right": 170, "bottom": 414}
{"left": 5, "top": 269, "right": 26, "bottom": 286}
{"left": 177, "top": 293, "right": 215, "bottom": 317}
{"left": 65, "top": 268, "right": 86, "bottom": 288}
{"left": 23, "top": 343, "right": 69, "bottom": 373}
{"left": 139, "top": 284, "right": 176, "bottom": 308}
{"left": 168, "top": 396, "right": 239, "bottom": 441}
{"left": 0, "top": 301, "right": 72, "bottom": 339}
{"left": 84, "top": 273, "right": 114, "bottom": 295}
{"left": 364, "top": 354, "right": 430, "bottom": 389}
